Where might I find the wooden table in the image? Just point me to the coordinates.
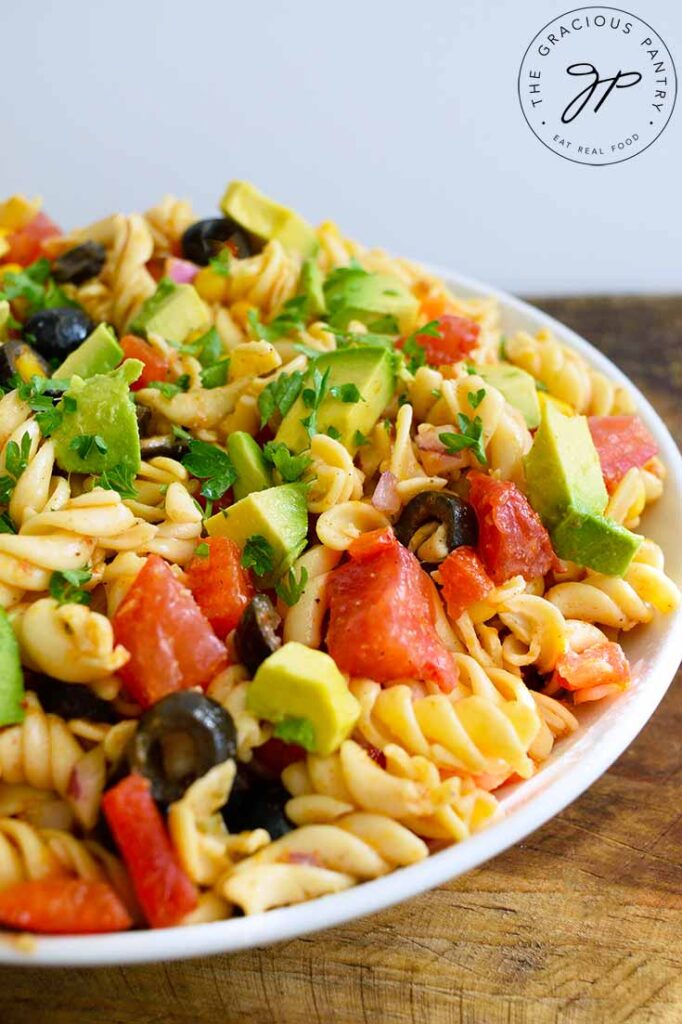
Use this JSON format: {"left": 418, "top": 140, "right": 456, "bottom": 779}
{"left": 0, "top": 296, "right": 680, "bottom": 1024}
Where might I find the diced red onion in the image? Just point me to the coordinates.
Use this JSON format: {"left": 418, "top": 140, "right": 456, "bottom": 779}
{"left": 372, "top": 471, "right": 400, "bottom": 514}
{"left": 166, "top": 257, "right": 198, "bottom": 284}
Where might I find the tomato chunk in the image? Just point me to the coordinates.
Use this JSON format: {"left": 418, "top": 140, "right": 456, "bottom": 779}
{"left": 120, "top": 334, "right": 171, "bottom": 391}
{"left": 103, "top": 774, "right": 197, "bottom": 928}
{"left": 113, "top": 555, "right": 227, "bottom": 708}
{"left": 327, "top": 527, "right": 458, "bottom": 692}
{"left": 468, "top": 473, "right": 557, "bottom": 585}
{"left": 551, "top": 641, "right": 631, "bottom": 704}
{"left": 588, "top": 416, "right": 658, "bottom": 492}
{"left": 0, "top": 879, "right": 132, "bottom": 935}
{"left": 399, "top": 315, "right": 480, "bottom": 366}
{"left": 4, "top": 212, "right": 61, "bottom": 266}
{"left": 185, "top": 537, "right": 255, "bottom": 639}
{"left": 439, "top": 546, "right": 494, "bottom": 620}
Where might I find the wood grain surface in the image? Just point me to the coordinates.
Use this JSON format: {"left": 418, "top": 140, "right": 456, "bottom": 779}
{"left": 0, "top": 296, "right": 680, "bottom": 1024}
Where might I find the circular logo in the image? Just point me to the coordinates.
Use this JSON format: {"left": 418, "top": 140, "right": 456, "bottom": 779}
{"left": 518, "top": 6, "right": 677, "bottom": 165}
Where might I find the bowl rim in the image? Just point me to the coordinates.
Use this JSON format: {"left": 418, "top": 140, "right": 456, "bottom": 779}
{"left": 2, "top": 266, "right": 681, "bottom": 967}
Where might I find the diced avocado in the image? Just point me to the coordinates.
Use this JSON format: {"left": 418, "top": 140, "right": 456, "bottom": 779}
{"left": 275, "top": 347, "right": 395, "bottom": 453}
{"left": 228, "top": 431, "right": 272, "bottom": 501}
{"left": 298, "top": 258, "right": 326, "bottom": 316}
{"left": 551, "top": 509, "right": 642, "bottom": 576}
{"left": 221, "top": 180, "right": 319, "bottom": 259}
{"left": 324, "top": 267, "right": 419, "bottom": 335}
{"left": 0, "top": 608, "right": 24, "bottom": 726}
{"left": 524, "top": 402, "right": 607, "bottom": 527}
{"left": 246, "top": 642, "right": 360, "bottom": 756}
{"left": 52, "top": 360, "right": 143, "bottom": 475}
{"left": 474, "top": 363, "right": 540, "bottom": 428}
{"left": 131, "top": 280, "right": 208, "bottom": 343}
{"left": 205, "top": 483, "right": 307, "bottom": 583}
{"left": 55, "top": 323, "right": 123, "bottom": 380}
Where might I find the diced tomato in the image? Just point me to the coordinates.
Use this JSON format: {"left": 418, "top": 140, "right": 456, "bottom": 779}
{"left": 468, "top": 473, "right": 557, "bottom": 585}
{"left": 120, "top": 334, "right": 170, "bottom": 391}
{"left": 439, "top": 546, "right": 494, "bottom": 620}
{"left": 4, "top": 212, "right": 61, "bottom": 266}
{"left": 254, "top": 737, "right": 306, "bottom": 775}
{"left": 103, "top": 774, "right": 197, "bottom": 928}
{"left": 185, "top": 537, "right": 255, "bottom": 639}
{"left": 113, "top": 555, "right": 227, "bottom": 708}
{"left": 327, "top": 527, "right": 458, "bottom": 692}
{"left": 399, "top": 315, "right": 480, "bottom": 366}
{"left": 0, "top": 879, "right": 132, "bottom": 935}
{"left": 588, "top": 416, "right": 658, "bottom": 492}
{"left": 551, "top": 641, "right": 631, "bottom": 704}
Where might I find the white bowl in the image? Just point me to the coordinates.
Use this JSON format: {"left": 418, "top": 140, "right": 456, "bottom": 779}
{"left": 3, "top": 268, "right": 681, "bottom": 967}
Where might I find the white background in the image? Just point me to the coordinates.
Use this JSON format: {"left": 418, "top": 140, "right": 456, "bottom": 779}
{"left": 2, "top": 0, "right": 680, "bottom": 294}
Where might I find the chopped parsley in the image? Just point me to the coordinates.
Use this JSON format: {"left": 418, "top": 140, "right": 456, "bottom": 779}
{"left": 208, "top": 248, "right": 232, "bottom": 277}
{"left": 194, "top": 542, "right": 210, "bottom": 558}
{"left": 69, "top": 434, "right": 108, "bottom": 460}
{"left": 182, "top": 439, "right": 236, "bottom": 502}
{"left": 272, "top": 715, "right": 316, "bottom": 751}
{"left": 401, "top": 320, "right": 441, "bottom": 374}
{"left": 0, "top": 511, "right": 16, "bottom": 534}
{"left": 172, "top": 424, "right": 192, "bottom": 441}
{"left": 263, "top": 441, "right": 312, "bottom": 483}
{"left": 440, "top": 414, "right": 487, "bottom": 466}
{"left": 248, "top": 295, "right": 309, "bottom": 343}
{"left": 241, "top": 535, "right": 274, "bottom": 576}
{"left": 326, "top": 425, "right": 341, "bottom": 440}
{"left": 301, "top": 366, "right": 331, "bottom": 438}
{"left": 0, "top": 432, "right": 32, "bottom": 504}
{"left": 200, "top": 359, "right": 229, "bottom": 389}
{"left": 257, "top": 370, "right": 304, "bottom": 427}
{"left": 14, "top": 376, "right": 70, "bottom": 437}
{"left": 499, "top": 335, "right": 508, "bottom": 360}
{"left": 329, "top": 382, "right": 362, "bottom": 404}
{"left": 353, "top": 429, "right": 368, "bottom": 447}
{"left": 49, "top": 568, "right": 92, "bottom": 606}
{"left": 275, "top": 565, "right": 309, "bottom": 607}
{"left": 0, "top": 259, "right": 75, "bottom": 317}
{"left": 94, "top": 464, "right": 138, "bottom": 500}
{"left": 468, "top": 388, "right": 486, "bottom": 410}
{"left": 147, "top": 374, "right": 190, "bottom": 399}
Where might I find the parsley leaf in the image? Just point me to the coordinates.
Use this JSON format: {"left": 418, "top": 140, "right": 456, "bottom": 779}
{"left": 352, "top": 429, "right": 368, "bottom": 447}
{"left": 182, "top": 439, "right": 236, "bottom": 501}
{"left": 147, "top": 374, "right": 190, "bottom": 399}
{"left": 263, "top": 441, "right": 312, "bottom": 483}
{"left": 326, "top": 425, "right": 341, "bottom": 440}
{"left": 499, "top": 335, "right": 508, "bottom": 360}
{"left": 241, "top": 535, "right": 274, "bottom": 576}
{"left": 272, "top": 715, "right": 316, "bottom": 751}
{"left": 94, "top": 464, "right": 138, "bottom": 500}
{"left": 275, "top": 566, "right": 309, "bottom": 607}
{"left": 200, "top": 359, "right": 229, "bottom": 389}
{"left": 70, "top": 434, "right": 108, "bottom": 460}
{"left": 468, "top": 388, "right": 486, "bottom": 410}
{"left": 301, "top": 366, "right": 330, "bottom": 438}
{"left": 179, "top": 327, "right": 223, "bottom": 366}
{"left": 15, "top": 376, "right": 71, "bottom": 437}
{"left": 49, "top": 568, "right": 92, "bottom": 606}
{"left": 194, "top": 542, "right": 210, "bottom": 558}
{"left": 329, "top": 382, "right": 362, "bottom": 404}
{"left": 0, "top": 259, "right": 76, "bottom": 317}
{"left": 248, "top": 295, "right": 308, "bottom": 343}
{"left": 0, "top": 511, "right": 16, "bottom": 534}
{"left": 208, "top": 248, "right": 232, "bottom": 278}
{"left": 0, "top": 431, "right": 32, "bottom": 505}
{"left": 172, "top": 424, "right": 192, "bottom": 441}
{"left": 400, "top": 320, "right": 441, "bottom": 375}
{"left": 440, "top": 414, "right": 488, "bottom": 466}
{"left": 257, "top": 370, "right": 304, "bottom": 427}
{"left": 535, "top": 379, "right": 549, "bottom": 393}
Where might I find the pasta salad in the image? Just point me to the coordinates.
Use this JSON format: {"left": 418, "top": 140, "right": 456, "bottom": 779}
{"left": 0, "top": 182, "right": 677, "bottom": 935}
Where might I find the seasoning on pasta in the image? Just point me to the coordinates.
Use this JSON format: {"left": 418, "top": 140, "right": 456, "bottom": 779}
{"left": 0, "top": 181, "right": 677, "bottom": 935}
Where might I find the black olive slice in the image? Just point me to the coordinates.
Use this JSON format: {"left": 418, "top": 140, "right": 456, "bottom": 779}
{"left": 29, "top": 675, "right": 119, "bottom": 723}
{"left": 140, "top": 435, "right": 189, "bottom": 460}
{"left": 0, "top": 340, "right": 51, "bottom": 389}
{"left": 234, "top": 595, "right": 282, "bottom": 676}
{"left": 52, "top": 241, "right": 106, "bottom": 285}
{"left": 394, "top": 491, "right": 478, "bottom": 562}
{"left": 23, "top": 307, "right": 94, "bottom": 361}
{"left": 128, "top": 691, "right": 237, "bottom": 804}
{"left": 222, "top": 766, "right": 292, "bottom": 839}
{"left": 180, "top": 217, "right": 254, "bottom": 265}
{"left": 134, "top": 403, "right": 152, "bottom": 437}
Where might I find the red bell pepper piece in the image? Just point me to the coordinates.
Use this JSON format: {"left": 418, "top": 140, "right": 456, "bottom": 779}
{"left": 439, "top": 546, "right": 494, "bottom": 620}
{"left": 185, "top": 536, "right": 255, "bottom": 639}
{"left": 120, "top": 334, "right": 171, "bottom": 391}
{"left": 398, "top": 315, "right": 480, "bottom": 366}
{"left": 5, "top": 212, "right": 61, "bottom": 266}
{"left": 588, "top": 415, "right": 658, "bottom": 492}
{"left": 113, "top": 555, "right": 227, "bottom": 708}
{"left": 551, "top": 641, "right": 630, "bottom": 704}
{"left": 0, "top": 878, "right": 132, "bottom": 934}
{"left": 102, "top": 774, "right": 197, "bottom": 928}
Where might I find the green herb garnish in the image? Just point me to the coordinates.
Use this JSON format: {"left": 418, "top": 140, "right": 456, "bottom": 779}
{"left": 94, "top": 464, "right": 138, "bottom": 500}
{"left": 257, "top": 370, "right": 305, "bottom": 427}
{"left": 468, "top": 388, "right": 486, "bottom": 410}
{"left": 0, "top": 432, "right": 32, "bottom": 504}
{"left": 182, "top": 439, "right": 236, "bottom": 501}
{"left": 147, "top": 375, "right": 190, "bottom": 399}
{"left": 241, "top": 535, "right": 275, "bottom": 576}
{"left": 440, "top": 414, "right": 487, "bottom": 466}
{"left": 272, "top": 715, "right": 316, "bottom": 750}
{"left": 263, "top": 441, "right": 312, "bottom": 483}
{"left": 69, "top": 434, "right": 108, "bottom": 460}
{"left": 301, "top": 366, "right": 330, "bottom": 438}
{"left": 49, "top": 568, "right": 92, "bottom": 606}
{"left": 194, "top": 542, "right": 210, "bottom": 558}
{"left": 275, "top": 565, "right": 309, "bottom": 607}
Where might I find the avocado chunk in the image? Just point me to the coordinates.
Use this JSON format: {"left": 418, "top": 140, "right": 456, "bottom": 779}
{"left": 474, "top": 363, "right": 540, "bottom": 428}
{"left": 52, "top": 360, "right": 143, "bottom": 475}
{"left": 205, "top": 483, "right": 307, "bottom": 583}
{"left": 324, "top": 266, "right": 419, "bottom": 335}
{"left": 0, "top": 608, "right": 24, "bottom": 726}
{"left": 228, "top": 431, "right": 272, "bottom": 501}
{"left": 298, "top": 258, "right": 326, "bottom": 316}
{"left": 524, "top": 401, "right": 607, "bottom": 527}
{"left": 221, "top": 180, "right": 319, "bottom": 259}
{"left": 55, "top": 323, "right": 123, "bottom": 380}
{"left": 246, "top": 641, "right": 360, "bottom": 756}
{"left": 275, "top": 347, "right": 395, "bottom": 454}
{"left": 130, "top": 280, "right": 208, "bottom": 343}
{"left": 551, "top": 508, "right": 642, "bottom": 576}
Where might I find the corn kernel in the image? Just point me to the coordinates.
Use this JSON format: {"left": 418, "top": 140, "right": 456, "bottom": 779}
{"left": 0, "top": 262, "right": 23, "bottom": 282}
{"left": 194, "top": 267, "right": 229, "bottom": 304}
{"left": 0, "top": 195, "right": 41, "bottom": 231}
